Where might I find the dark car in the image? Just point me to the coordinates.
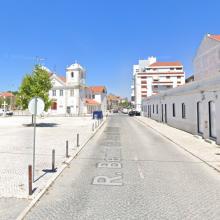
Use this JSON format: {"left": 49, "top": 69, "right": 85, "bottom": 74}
{"left": 129, "top": 110, "right": 135, "bottom": 116}
{"left": 129, "top": 110, "right": 141, "bottom": 116}
{"left": 135, "top": 111, "right": 141, "bottom": 116}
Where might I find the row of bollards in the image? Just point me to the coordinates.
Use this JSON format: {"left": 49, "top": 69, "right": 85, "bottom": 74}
{"left": 28, "top": 133, "right": 81, "bottom": 195}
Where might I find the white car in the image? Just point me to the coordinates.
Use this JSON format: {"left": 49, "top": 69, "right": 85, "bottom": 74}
{"left": 0, "top": 109, "right": 13, "bottom": 116}
{"left": 122, "top": 108, "right": 128, "bottom": 114}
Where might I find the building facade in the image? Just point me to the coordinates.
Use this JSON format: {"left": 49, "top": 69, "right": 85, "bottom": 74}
{"left": 131, "top": 57, "right": 185, "bottom": 111}
{"left": 193, "top": 34, "right": 220, "bottom": 81}
{"left": 107, "top": 94, "right": 121, "bottom": 110}
{"left": 142, "top": 34, "right": 220, "bottom": 144}
{"left": 48, "top": 62, "right": 107, "bottom": 116}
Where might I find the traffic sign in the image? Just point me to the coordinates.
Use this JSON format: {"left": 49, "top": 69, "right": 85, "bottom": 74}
{"left": 28, "top": 97, "right": 45, "bottom": 115}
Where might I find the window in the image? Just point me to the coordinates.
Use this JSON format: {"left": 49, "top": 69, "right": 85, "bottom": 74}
{"left": 52, "top": 90, "right": 56, "bottom": 96}
{"left": 177, "top": 76, "right": 181, "bottom": 79}
{"left": 154, "top": 85, "right": 158, "bottom": 89}
{"left": 71, "top": 72, "right": 74, "bottom": 78}
{"left": 156, "top": 104, "right": 158, "bottom": 114}
{"left": 166, "top": 76, "right": 170, "bottom": 79}
{"left": 176, "top": 67, "right": 182, "bottom": 70}
{"left": 172, "top": 103, "right": 175, "bottom": 117}
{"left": 70, "top": 90, "right": 74, "bottom": 96}
{"left": 153, "top": 104, "right": 154, "bottom": 113}
{"left": 170, "top": 68, "right": 174, "bottom": 70}
{"left": 167, "top": 85, "right": 172, "bottom": 88}
{"left": 60, "top": 90, "right": 63, "bottom": 96}
{"left": 182, "top": 103, "right": 186, "bottom": 119}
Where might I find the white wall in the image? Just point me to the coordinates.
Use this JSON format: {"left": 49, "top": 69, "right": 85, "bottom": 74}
{"left": 194, "top": 35, "right": 220, "bottom": 81}
{"left": 142, "top": 75, "right": 220, "bottom": 144}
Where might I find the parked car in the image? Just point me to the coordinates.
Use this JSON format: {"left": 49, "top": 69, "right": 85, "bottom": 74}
{"left": 0, "top": 109, "right": 13, "bottom": 116}
{"left": 122, "top": 108, "right": 128, "bottom": 114}
{"left": 129, "top": 110, "right": 141, "bottom": 116}
{"left": 112, "top": 109, "right": 118, "bottom": 113}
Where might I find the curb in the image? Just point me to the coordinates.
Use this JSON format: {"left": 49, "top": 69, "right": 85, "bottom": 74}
{"left": 134, "top": 117, "right": 220, "bottom": 174}
{"left": 16, "top": 117, "right": 107, "bottom": 220}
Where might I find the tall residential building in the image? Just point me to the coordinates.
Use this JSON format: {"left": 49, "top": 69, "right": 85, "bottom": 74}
{"left": 131, "top": 57, "right": 185, "bottom": 111}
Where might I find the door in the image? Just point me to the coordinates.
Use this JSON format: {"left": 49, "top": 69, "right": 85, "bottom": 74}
{"left": 164, "top": 104, "right": 167, "bottom": 123}
{"left": 51, "top": 101, "right": 57, "bottom": 110}
{"left": 161, "top": 104, "right": 164, "bottom": 122}
{"left": 209, "top": 101, "right": 217, "bottom": 139}
{"left": 197, "top": 102, "right": 203, "bottom": 134}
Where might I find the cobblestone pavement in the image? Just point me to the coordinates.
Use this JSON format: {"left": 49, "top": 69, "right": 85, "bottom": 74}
{"left": 0, "top": 198, "right": 29, "bottom": 220}
{"left": 0, "top": 116, "right": 93, "bottom": 219}
{"left": 25, "top": 114, "right": 220, "bottom": 220}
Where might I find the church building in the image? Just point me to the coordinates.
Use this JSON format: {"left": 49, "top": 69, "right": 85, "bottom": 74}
{"left": 48, "top": 62, "right": 107, "bottom": 116}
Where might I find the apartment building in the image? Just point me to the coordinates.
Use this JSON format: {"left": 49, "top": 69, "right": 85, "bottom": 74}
{"left": 131, "top": 57, "right": 185, "bottom": 111}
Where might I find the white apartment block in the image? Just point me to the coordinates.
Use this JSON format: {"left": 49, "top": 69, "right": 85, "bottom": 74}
{"left": 47, "top": 62, "right": 107, "bottom": 116}
{"left": 131, "top": 57, "right": 185, "bottom": 111}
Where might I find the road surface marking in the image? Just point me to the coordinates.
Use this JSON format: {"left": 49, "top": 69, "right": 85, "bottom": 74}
{"left": 137, "top": 164, "right": 144, "bottom": 179}
{"left": 92, "top": 174, "right": 123, "bottom": 186}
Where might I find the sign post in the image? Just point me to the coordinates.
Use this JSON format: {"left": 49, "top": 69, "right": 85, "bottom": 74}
{"left": 28, "top": 97, "right": 45, "bottom": 181}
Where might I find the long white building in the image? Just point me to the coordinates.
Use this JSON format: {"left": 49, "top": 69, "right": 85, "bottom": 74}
{"left": 48, "top": 62, "right": 107, "bottom": 116}
{"left": 131, "top": 57, "right": 185, "bottom": 111}
{"left": 142, "top": 34, "right": 220, "bottom": 144}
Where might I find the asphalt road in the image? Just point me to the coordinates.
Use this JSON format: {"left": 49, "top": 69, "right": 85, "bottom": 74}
{"left": 25, "top": 115, "right": 220, "bottom": 220}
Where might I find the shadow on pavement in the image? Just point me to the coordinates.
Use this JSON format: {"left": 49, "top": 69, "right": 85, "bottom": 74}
{"left": 23, "top": 123, "right": 59, "bottom": 127}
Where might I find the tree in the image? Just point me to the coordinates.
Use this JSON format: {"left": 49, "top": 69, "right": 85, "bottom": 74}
{"left": 17, "top": 65, "right": 52, "bottom": 111}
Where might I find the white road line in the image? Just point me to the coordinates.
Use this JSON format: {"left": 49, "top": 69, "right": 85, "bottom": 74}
{"left": 134, "top": 155, "right": 144, "bottom": 179}
{"left": 137, "top": 164, "right": 144, "bottom": 179}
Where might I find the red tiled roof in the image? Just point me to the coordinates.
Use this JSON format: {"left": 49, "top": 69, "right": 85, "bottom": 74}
{"left": 149, "top": 61, "right": 183, "bottom": 67}
{"left": 208, "top": 34, "right": 220, "bottom": 41}
{"left": 49, "top": 73, "right": 66, "bottom": 83}
{"left": 90, "top": 86, "right": 106, "bottom": 93}
{"left": 85, "top": 99, "right": 100, "bottom": 105}
{"left": 0, "top": 92, "right": 14, "bottom": 97}
{"left": 58, "top": 76, "right": 66, "bottom": 82}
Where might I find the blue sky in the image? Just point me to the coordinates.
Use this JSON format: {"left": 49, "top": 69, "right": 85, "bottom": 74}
{"left": 0, "top": 0, "right": 219, "bottom": 97}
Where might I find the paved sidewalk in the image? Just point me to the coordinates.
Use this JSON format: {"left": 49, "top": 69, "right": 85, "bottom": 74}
{"left": 135, "top": 116, "right": 220, "bottom": 172}
{"left": 0, "top": 116, "right": 105, "bottom": 220}
{"left": 0, "top": 116, "right": 94, "bottom": 199}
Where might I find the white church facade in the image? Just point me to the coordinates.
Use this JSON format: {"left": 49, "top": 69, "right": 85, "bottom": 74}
{"left": 48, "top": 62, "right": 107, "bottom": 116}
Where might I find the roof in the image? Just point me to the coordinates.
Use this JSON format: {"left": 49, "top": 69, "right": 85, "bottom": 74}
{"left": 66, "top": 62, "right": 84, "bottom": 70}
{"left": 58, "top": 76, "right": 66, "bottom": 82}
{"left": 50, "top": 73, "right": 66, "bottom": 83}
{"left": 149, "top": 61, "right": 183, "bottom": 67}
{"left": 208, "top": 34, "right": 220, "bottom": 42}
{"left": 85, "top": 99, "right": 100, "bottom": 105}
{"left": 0, "top": 92, "right": 14, "bottom": 97}
{"left": 90, "top": 86, "right": 106, "bottom": 93}
{"left": 107, "top": 94, "right": 121, "bottom": 101}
